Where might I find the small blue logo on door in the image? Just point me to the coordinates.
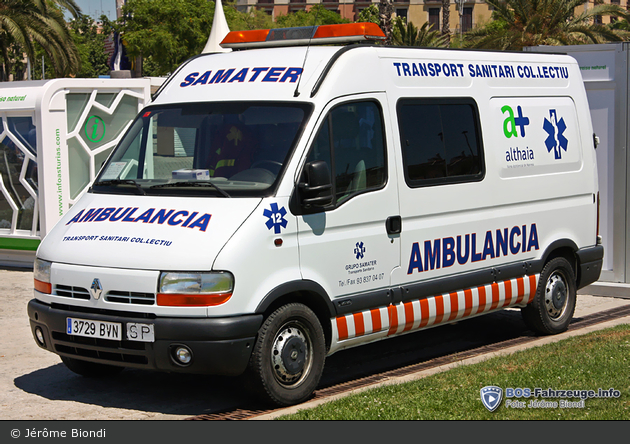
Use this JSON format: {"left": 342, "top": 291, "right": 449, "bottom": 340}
{"left": 264, "top": 203, "right": 288, "bottom": 234}
{"left": 354, "top": 241, "right": 366, "bottom": 260}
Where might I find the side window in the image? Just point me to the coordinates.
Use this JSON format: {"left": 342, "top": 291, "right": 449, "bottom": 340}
{"left": 305, "top": 100, "right": 387, "bottom": 205}
{"left": 398, "top": 98, "right": 484, "bottom": 187}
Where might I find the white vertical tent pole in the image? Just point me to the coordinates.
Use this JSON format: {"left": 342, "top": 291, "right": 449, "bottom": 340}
{"left": 202, "top": 0, "right": 232, "bottom": 54}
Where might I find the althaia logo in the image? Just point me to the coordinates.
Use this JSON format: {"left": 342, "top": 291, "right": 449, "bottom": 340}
{"left": 502, "top": 105, "right": 534, "bottom": 163}
{"left": 66, "top": 207, "right": 212, "bottom": 232}
{"left": 502, "top": 105, "right": 530, "bottom": 138}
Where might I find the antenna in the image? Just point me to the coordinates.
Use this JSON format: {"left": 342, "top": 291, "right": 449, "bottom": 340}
{"left": 293, "top": 7, "right": 321, "bottom": 98}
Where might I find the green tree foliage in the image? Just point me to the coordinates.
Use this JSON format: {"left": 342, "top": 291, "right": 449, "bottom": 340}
{"left": 392, "top": 17, "right": 449, "bottom": 47}
{"left": 608, "top": 18, "right": 630, "bottom": 32}
{"left": 69, "top": 15, "right": 110, "bottom": 78}
{"left": 116, "top": 0, "right": 215, "bottom": 76}
{"left": 275, "top": 5, "right": 349, "bottom": 28}
{"left": 117, "top": 1, "right": 349, "bottom": 76}
{"left": 229, "top": 7, "right": 273, "bottom": 31}
{"left": 117, "top": 0, "right": 276, "bottom": 76}
{"left": 0, "top": 0, "right": 81, "bottom": 80}
{"left": 358, "top": 4, "right": 379, "bottom": 24}
{"left": 463, "top": 0, "right": 630, "bottom": 50}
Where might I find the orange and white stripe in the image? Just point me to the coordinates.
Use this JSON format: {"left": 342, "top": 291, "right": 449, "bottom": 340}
{"left": 332, "top": 274, "right": 539, "bottom": 347}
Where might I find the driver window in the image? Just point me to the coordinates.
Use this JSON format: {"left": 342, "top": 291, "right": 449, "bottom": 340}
{"left": 305, "top": 100, "right": 386, "bottom": 205}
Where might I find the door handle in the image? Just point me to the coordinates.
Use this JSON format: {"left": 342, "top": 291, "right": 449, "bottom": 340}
{"left": 386, "top": 216, "right": 402, "bottom": 235}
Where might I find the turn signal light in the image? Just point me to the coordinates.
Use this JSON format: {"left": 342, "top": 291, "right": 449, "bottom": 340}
{"left": 156, "top": 293, "right": 232, "bottom": 307}
{"left": 34, "top": 279, "right": 52, "bottom": 294}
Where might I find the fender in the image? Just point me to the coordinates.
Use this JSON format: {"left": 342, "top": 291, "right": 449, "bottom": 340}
{"left": 536, "top": 239, "right": 604, "bottom": 289}
{"left": 540, "top": 238, "right": 579, "bottom": 264}
{"left": 255, "top": 280, "right": 336, "bottom": 318}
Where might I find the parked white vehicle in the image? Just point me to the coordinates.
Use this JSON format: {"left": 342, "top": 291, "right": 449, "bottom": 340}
{"left": 28, "top": 23, "right": 603, "bottom": 406}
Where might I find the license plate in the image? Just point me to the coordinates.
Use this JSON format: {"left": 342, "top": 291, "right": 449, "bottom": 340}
{"left": 67, "top": 317, "right": 122, "bottom": 340}
{"left": 126, "top": 322, "right": 155, "bottom": 343}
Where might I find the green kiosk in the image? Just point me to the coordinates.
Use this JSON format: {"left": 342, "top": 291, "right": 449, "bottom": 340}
{"left": 0, "top": 78, "right": 151, "bottom": 267}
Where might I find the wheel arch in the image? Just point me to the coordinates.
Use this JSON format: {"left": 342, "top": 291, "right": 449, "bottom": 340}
{"left": 540, "top": 239, "right": 578, "bottom": 275}
{"left": 255, "top": 280, "right": 335, "bottom": 351}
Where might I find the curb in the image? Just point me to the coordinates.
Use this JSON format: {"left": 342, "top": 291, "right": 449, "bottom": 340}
{"left": 250, "top": 315, "right": 630, "bottom": 420}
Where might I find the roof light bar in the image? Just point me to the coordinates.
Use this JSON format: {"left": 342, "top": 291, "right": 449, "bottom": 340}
{"left": 221, "top": 22, "right": 386, "bottom": 49}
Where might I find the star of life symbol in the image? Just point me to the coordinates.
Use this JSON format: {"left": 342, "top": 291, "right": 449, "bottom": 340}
{"left": 354, "top": 241, "right": 366, "bottom": 260}
{"left": 264, "top": 203, "right": 288, "bottom": 234}
{"left": 89, "top": 278, "right": 103, "bottom": 300}
{"left": 480, "top": 386, "right": 503, "bottom": 412}
{"left": 543, "top": 109, "right": 568, "bottom": 160}
{"left": 227, "top": 126, "right": 243, "bottom": 146}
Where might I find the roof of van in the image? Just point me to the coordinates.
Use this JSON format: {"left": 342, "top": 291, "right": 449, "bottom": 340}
{"left": 152, "top": 45, "right": 580, "bottom": 105}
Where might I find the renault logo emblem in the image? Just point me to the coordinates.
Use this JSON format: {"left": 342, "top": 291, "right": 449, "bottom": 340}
{"left": 89, "top": 278, "right": 103, "bottom": 300}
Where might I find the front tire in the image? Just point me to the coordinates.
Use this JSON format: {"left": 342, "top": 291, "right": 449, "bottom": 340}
{"left": 522, "top": 257, "right": 576, "bottom": 334}
{"left": 247, "top": 303, "right": 326, "bottom": 406}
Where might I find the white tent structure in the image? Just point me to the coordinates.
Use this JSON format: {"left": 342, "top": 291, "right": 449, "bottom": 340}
{"left": 202, "top": 0, "right": 232, "bottom": 54}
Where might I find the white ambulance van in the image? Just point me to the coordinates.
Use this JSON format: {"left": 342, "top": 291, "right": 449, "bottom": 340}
{"left": 28, "top": 23, "right": 603, "bottom": 406}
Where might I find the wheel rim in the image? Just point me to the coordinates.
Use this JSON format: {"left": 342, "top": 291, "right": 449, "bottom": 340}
{"left": 270, "top": 320, "right": 313, "bottom": 388}
{"left": 545, "top": 270, "right": 569, "bottom": 320}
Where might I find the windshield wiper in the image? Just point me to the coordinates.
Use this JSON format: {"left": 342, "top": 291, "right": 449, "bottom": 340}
{"left": 150, "top": 180, "right": 231, "bottom": 198}
{"left": 91, "top": 179, "right": 146, "bottom": 195}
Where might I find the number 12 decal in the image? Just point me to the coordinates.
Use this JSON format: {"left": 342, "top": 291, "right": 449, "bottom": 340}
{"left": 263, "top": 203, "right": 288, "bottom": 234}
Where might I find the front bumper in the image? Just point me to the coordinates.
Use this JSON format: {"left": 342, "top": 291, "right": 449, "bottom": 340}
{"left": 28, "top": 299, "right": 262, "bottom": 376}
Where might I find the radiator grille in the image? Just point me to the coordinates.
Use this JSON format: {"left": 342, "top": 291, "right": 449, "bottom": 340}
{"left": 105, "top": 291, "right": 155, "bottom": 305}
{"left": 53, "top": 285, "right": 156, "bottom": 306}
{"left": 55, "top": 285, "right": 90, "bottom": 300}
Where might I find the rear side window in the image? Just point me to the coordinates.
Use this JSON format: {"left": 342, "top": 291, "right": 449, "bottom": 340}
{"left": 397, "top": 98, "right": 484, "bottom": 187}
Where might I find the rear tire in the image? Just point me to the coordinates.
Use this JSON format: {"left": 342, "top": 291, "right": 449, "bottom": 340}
{"left": 522, "top": 257, "right": 576, "bottom": 335}
{"left": 61, "top": 356, "right": 124, "bottom": 377}
{"left": 247, "top": 303, "right": 326, "bottom": 406}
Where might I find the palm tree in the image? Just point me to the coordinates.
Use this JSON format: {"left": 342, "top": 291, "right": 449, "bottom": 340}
{"left": 442, "top": 0, "right": 450, "bottom": 41}
{"left": 379, "top": 0, "right": 394, "bottom": 45}
{"left": 463, "top": 0, "right": 630, "bottom": 50}
{"left": 392, "top": 17, "right": 450, "bottom": 47}
{"left": 0, "top": 0, "right": 82, "bottom": 80}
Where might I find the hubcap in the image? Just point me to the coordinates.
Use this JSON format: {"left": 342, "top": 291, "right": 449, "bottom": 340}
{"left": 545, "top": 271, "right": 568, "bottom": 319}
{"left": 271, "top": 321, "right": 313, "bottom": 387}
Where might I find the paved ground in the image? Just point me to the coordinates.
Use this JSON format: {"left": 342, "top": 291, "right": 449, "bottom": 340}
{"left": 1, "top": 268, "right": 629, "bottom": 420}
{"left": 1, "top": 269, "right": 227, "bottom": 421}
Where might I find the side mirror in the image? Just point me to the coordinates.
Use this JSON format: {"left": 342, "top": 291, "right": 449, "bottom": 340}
{"left": 299, "top": 160, "right": 333, "bottom": 209}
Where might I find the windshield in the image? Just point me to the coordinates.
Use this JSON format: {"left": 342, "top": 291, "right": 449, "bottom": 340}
{"left": 92, "top": 102, "right": 311, "bottom": 197}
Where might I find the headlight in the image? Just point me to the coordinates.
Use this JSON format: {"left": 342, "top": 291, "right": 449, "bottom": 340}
{"left": 157, "top": 272, "right": 233, "bottom": 307}
{"left": 34, "top": 258, "right": 52, "bottom": 294}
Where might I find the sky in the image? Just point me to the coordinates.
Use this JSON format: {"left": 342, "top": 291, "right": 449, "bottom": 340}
{"left": 68, "top": 0, "right": 118, "bottom": 21}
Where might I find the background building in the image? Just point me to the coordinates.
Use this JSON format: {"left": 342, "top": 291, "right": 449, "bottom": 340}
{"left": 236, "top": 0, "right": 492, "bottom": 35}
{"left": 236, "top": 0, "right": 628, "bottom": 37}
